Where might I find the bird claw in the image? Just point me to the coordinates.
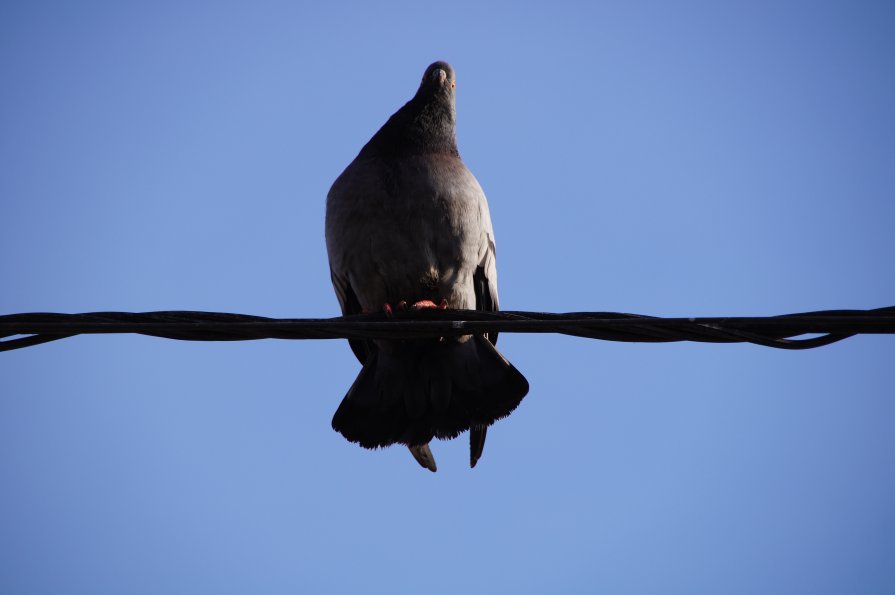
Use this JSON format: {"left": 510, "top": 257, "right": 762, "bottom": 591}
{"left": 411, "top": 299, "right": 449, "bottom": 311}
{"left": 375, "top": 300, "right": 448, "bottom": 316}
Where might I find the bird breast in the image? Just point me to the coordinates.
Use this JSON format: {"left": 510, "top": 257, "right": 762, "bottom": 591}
{"left": 326, "top": 153, "right": 492, "bottom": 311}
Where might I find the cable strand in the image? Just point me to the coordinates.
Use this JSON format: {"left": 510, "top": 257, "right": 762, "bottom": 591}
{"left": 1, "top": 307, "right": 893, "bottom": 353}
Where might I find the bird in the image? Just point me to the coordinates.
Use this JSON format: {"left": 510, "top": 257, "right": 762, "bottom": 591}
{"left": 325, "top": 61, "right": 529, "bottom": 471}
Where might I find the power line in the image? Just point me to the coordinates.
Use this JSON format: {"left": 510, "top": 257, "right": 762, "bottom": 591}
{"left": 2, "top": 307, "right": 893, "bottom": 353}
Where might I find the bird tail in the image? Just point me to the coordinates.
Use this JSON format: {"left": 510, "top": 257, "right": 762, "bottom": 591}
{"left": 332, "top": 335, "right": 529, "bottom": 453}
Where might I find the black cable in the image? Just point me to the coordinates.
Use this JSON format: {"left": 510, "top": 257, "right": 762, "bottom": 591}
{"left": 1, "top": 307, "right": 893, "bottom": 352}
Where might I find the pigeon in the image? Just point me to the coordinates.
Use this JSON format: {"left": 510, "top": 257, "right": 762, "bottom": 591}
{"left": 325, "top": 61, "right": 529, "bottom": 471}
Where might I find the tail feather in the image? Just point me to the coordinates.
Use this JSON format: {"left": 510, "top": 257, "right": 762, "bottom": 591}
{"left": 332, "top": 336, "right": 528, "bottom": 452}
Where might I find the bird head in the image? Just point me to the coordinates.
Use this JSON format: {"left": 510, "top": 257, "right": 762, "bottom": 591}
{"left": 417, "top": 61, "right": 456, "bottom": 102}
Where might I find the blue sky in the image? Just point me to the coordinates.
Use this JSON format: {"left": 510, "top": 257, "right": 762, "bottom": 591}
{"left": 2, "top": 2, "right": 894, "bottom": 593}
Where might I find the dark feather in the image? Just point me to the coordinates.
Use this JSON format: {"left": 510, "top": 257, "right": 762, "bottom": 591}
{"left": 331, "top": 336, "right": 528, "bottom": 449}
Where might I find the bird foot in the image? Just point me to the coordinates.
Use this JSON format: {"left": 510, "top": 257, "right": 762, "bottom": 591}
{"left": 411, "top": 299, "right": 449, "bottom": 311}
{"left": 361, "top": 303, "right": 398, "bottom": 317}
{"left": 366, "top": 300, "right": 448, "bottom": 316}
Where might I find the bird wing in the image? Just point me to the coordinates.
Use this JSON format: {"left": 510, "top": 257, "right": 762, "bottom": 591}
{"left": 469, "top": 199, "right": 501, "bottom": 467}
{"left": 473, "top": 233, "right": 500, "bottom": 346}
{"left": 329, "top": 267, "right": 370, "bottom": 364}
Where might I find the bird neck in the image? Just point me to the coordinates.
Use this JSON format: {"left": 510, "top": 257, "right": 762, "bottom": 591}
{"left": 360, "top": 96, "right": 459, "bottom": 158}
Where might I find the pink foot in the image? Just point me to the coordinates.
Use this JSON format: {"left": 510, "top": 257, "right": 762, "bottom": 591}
{"left": 411, "top": 299, "right": 449, "bottom": 311}
{"left": 364, "top": 303, "right": 397, "bottom": 316}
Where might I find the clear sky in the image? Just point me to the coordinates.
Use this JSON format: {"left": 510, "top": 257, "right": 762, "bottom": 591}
{"left": 2, "top": 2, "right": 894, "bottom": 594}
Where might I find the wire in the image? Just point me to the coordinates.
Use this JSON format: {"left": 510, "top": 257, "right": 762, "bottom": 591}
{"left": 1, "top": 307, "right": 893, "bottom": 353}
